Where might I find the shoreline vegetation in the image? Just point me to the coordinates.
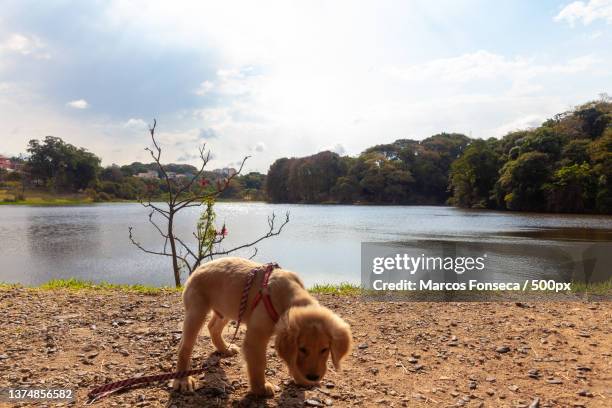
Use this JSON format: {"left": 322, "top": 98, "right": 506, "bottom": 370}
{"left": 264, "top": 99, "right": 611, "bottom": 214}
{"left": 0, "top": 188, "right": 263, "bottom": 206}
{"left": 1, "top": 98, "right": 610, "bottom": 214}
{"left": 1, "top": 278, "right": 610, "bottom": 296}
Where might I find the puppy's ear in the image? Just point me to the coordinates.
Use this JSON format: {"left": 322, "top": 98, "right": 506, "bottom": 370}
{"left": 328, "top": 315, "right": 353, "bottom": 370}
{"left": 275, "top": 309, "right": 297, "bottom": 365}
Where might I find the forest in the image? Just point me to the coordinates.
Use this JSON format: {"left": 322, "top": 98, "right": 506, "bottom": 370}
{"left": 1, "top": 99, "right": 610, "bottom": 213}
{"left": 0, "top": 138, "right": 266, "bottom": 202}
{"left": 267, "top": 99, "right": 611, "bottom": 214}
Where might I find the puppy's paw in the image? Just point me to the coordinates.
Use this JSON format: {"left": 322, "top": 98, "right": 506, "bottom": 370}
{"left": 220, "top": 344, "right": 239, "bottom": 357}
{"left": 172, "top": 376, "right": 196, "bottom": 392}
{"left": 250, "top": 381, "right": 275, "bottom": 398}
{"left": 263, "top": 382, "right": 276, "bottom": 397}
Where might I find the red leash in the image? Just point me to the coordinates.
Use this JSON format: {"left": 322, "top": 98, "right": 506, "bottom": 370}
{"left": 86, "top": 262, "right": 280, "bottom": 404}
{"left": 86, "top": 367, "right": 209, "bottom": 404}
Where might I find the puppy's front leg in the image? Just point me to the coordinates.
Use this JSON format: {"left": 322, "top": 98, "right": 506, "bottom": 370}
{"left": 243, "top": 327, "right": 274, "bottom": 397}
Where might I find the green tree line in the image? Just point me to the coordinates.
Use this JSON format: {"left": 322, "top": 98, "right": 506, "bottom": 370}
{"left": 450, "top": 99, "right": 611, "bottom": 213}
{"left": 4, "top": 98, "right": 610, "bottom": 213}
{"left": 3, "top": 136, "right": 266, "bottom": 202}
{"left": 267, "top": 99, "right": 611, "bottom": 214}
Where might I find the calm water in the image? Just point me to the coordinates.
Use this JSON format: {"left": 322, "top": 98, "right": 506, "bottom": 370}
{"left": 0, "top": 203, "right": 611, "bottom": 287}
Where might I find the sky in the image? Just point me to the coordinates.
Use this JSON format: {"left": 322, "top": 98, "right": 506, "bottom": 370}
{"left": 0, "top": 0, "right": 611, "bottom": 172}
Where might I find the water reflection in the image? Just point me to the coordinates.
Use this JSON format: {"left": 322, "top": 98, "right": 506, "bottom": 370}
{"left": 499, "top": 227, "right": 612, "bottom": 241}
{"left": 27, "top": 214, "right": 101, "bottom": 258}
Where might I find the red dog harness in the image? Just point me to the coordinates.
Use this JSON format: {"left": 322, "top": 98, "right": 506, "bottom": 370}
{"left": 251, "top": 262, "right": 281, "bottom": 322}
{"left": 230, "top": 262, "right": 281, "bottom": 341}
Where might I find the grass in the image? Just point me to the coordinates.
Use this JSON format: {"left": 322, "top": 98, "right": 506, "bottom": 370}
{"left": 1, "top": 278, "right": 610, "bottom": 296}
{"left": 1, "top": 279, "right": 363, "bottom": 295}
{"left": 0, "top": 188, "right": 262, "bottom": 206}
{"left": 0, "top": 282, "right": 22, "bottom": 290}
{"left": 309, "top": 282, "right": 363, "bottom": 295}
{"left": 571, "top": 279, "right": 612, "bottom": 295}
{"left": 0, "top": 278, "right": 180, "bottom": 294}
{"left": 39, "top": 278, "right": 180, "bottom": 293}
{"left": 0, "top": 189, "right": 94, "bottom": 206}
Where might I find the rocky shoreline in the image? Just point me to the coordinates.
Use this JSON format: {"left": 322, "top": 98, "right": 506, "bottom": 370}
{"left": 0, "top": 288, "right": 610, "bottom": 407}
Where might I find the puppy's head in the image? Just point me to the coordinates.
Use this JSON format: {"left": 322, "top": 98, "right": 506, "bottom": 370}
{"left": 275, "top": 305, "right": 352, "bottom": 386}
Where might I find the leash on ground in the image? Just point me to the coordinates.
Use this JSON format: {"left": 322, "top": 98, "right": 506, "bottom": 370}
{"left": 85, "top": 367, "right": 208, "bottom": 404}
{"left": 85, "top": 262, "right": 280, "bottom": 404}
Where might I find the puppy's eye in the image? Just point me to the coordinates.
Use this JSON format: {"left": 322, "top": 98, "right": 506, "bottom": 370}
{"left": 299, "top": 347, "right": 308, "bottom": 355}
{"left": 320, "top": 347, "right": 329, "bottom": 354}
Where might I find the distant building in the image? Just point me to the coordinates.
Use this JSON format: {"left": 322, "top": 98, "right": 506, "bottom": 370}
{"left": 213, "top": 167, "right": 237, "bottom": 177}
{"left": 0, "top": 155, "right": 13, "bottom": 170}
{"left": 135, "top": 170, "right": 159, "bottom": 179}
{"left": 165, "top": 172, "right": 188, "bottom": 180}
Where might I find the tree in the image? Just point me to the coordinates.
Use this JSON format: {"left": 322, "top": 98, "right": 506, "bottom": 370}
{"left": 101, "top": 165, "right": 124, "bottom": 182}
{"left": 496, "top": 152, "right": 551, "bottom": 211}
{"left": 266, "top": 158, "right": 293, "bottom": 202}
{"left": 242, "top": 172, "right": 266, "bottom": 190}
{"left": 547, "top": 163, "right": 595, "bottom": 213}
{"left": 588, "top": 128, "right": 612, "bottom": 212}
{"left": 449, "top": 140, "right": 500, "bottom": 208}
{"left": 26, "top": 136, "right": 101, "bottom": 191}
{"left": 129, "top": 120, "right": 289, "bottom": 287}
{"left": 576, "top": 105, "right": 610, "bottom": 139}
{"left": 331, "top": 175, "right": 360, "bottom": 203}
{"left": 519, "top": 127, "right": 563, "bottom": 160}
{"left": 267, "top": 152, "right": 347, "bottom": 203}
{"left": 561, "top": 139, "right": 591, "bottom": 165}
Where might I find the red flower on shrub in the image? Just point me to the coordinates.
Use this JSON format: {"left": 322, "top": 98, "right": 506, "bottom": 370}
{"left": 199, "top": 178, "right": 209, "bottom": 187}
{"left": 218, "top": 226, "right": 228, "bottom": 237}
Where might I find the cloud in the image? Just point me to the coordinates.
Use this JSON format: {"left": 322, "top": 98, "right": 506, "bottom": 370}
{"left": 198, "top": 127, "right": 218, "bottom": 139}
{"left": 227, "top": 160, "right": 247, "bottom": 168}
{"left": 588, "top": 30, "right": 604, "bottom": 39}
{"left": 176, "top": 152, "right": 199, "bottom": 162}
{"left": 193, "top": 107, "right": 232, "bottom": 125}
{"left": 66, "top": 99, "right": 89, "bottom": 109}
{"left": 493, "top": 114, "right": 544, "bottom": 136}
{"left": 254, "top": 141, "right": 266, "bottom": 152}
{"left": 123, "top": 118, "right": 148, "bottom": 130}
{"left": 555, "top": 0, "right": 612, "bottom": 27}
{"left": 0, "top": 33, "right": 50, "bottom": 59}
{"left": 384, "top": 51, "right": 597, "bottom": 84}
{"left": 324, "top": 143, "right": 346, "bottom": 155}
{"left": 214, "top": 66, "right": 263, "bottom": 98}
{"left": 194, "top": 80, "right": 214, "bottom": 95}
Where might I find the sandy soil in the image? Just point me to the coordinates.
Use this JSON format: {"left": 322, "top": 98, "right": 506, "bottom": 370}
{"left": 0, "top": 288, "right": 610, "bottom": 407}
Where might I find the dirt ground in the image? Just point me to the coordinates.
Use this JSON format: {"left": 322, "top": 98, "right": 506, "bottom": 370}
{"left": 0, "top": 288, "right": 610, "bottom": 407}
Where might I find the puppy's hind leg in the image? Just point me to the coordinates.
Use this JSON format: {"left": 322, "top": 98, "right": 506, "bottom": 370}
{"left": 208, "top": 314, "right": 239, "bottom": 357}
{"left": 172, "top": 299, "right": 209, "bottom": 392}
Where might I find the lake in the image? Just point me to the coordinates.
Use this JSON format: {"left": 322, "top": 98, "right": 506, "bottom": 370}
{"left": 0, "top": 203, "right": 611, "bottom": 287}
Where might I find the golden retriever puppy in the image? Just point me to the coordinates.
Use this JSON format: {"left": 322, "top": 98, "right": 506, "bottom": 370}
{"left": 172, "top": 257, "right": 353, "bottom": 397}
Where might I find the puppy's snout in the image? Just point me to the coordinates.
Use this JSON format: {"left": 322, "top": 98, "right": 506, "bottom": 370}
{"left": 306, "top": 374, "right": 320, "bottom": 382}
